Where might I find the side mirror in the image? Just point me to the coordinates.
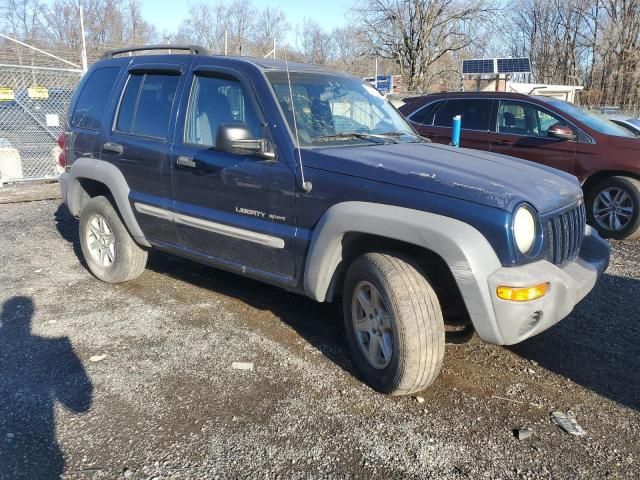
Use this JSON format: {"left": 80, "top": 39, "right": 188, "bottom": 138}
{"left": 216, "top": 123, "right": 275, "bottom": 160}
{"left": 547, "top": 124, "right": 576, "bottom": 141}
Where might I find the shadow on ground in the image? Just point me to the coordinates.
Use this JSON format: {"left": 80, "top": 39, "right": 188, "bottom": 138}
{"left": 55, "top": 203, "right": 84, "bottom": 264}
{"left": 0, "top": 296, "right": 93, "bottom": 480}
{"left": 510, "top": 272, "right": 640, "bottom": 411}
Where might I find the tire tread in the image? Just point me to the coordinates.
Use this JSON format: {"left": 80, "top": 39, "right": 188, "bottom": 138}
{"left": 344, "top": 252, "right": 445, "bottom": 396}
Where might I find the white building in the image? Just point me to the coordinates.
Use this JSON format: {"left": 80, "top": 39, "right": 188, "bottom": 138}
{"left": 504, "top": 82, "right": 584, "bottom": 103}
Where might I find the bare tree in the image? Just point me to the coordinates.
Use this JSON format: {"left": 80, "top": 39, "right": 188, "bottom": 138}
{"left": 254, "top": 5, "right": 288, "bottom": 56}
{"left": 175, "top": 2, "right": 228, "bottom": 52}
{"left": 227, "top": 0, "right": 255, "bottom": 55}
{"left": 502, "top": 0, "right": 640, "bottom": 110}
{"left": 296, "top": 18, "right": 333, "bottom": 65}
{"left": 125, "top": 0, "right": 154, "bottom": 45}
{"left": 41, "top": 0, "right": 154, "bottom": 60}
{"left": 0, "top": 0, "right": 48, "bottom": 40}
{"left": 176, "top": 0, "right": 258, "bottom": 55}
{"left": 352, "top": 0, "right": 493, "bottom": 90}
{"left": 599, "top": 0, "right": 640, "bottom": 108}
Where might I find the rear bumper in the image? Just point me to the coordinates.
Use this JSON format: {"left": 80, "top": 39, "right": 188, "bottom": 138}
{"left": 483, "top": 226, "right": 610, "bottom": 345}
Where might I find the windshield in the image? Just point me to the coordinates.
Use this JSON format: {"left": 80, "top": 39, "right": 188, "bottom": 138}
{"left": 541, "top": 98, "right": 636, "bottom": 138}
{"left": 628, "top": 118, "right": 640, "bottom": 128}
{"left": 266, "top": 71, "right": 420, "bottom": 147}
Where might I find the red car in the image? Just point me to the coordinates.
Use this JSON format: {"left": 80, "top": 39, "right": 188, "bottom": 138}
{"left": 400, "top": 92, "right": 640, "bottom": 240}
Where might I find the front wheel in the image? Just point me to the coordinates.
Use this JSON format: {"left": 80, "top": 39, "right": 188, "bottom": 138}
{"left": 79, "top": 195, "right": 148, "bottom": 283}
{"left": 343, "top": 252, "right": 445, "bottom": 395}
{"left": 586, "top": 176, "right": 640, "bottom": 240}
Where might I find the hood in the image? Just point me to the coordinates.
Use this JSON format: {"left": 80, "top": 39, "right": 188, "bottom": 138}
{"left": 303, "top": 142, "right": 580, "bottom": 213}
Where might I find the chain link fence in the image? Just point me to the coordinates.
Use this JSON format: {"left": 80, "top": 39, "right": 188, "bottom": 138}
{"left": 0, "top": 65, "right": 82, "bottom": 185}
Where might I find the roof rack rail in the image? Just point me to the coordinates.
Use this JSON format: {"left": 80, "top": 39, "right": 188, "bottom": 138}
{"left": 102, "top": 44, "right": 210, "bottom": 59}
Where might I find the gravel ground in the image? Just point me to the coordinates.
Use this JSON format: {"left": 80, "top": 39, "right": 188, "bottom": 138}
{"left": 0, "top": 187, "right": 638, "bottom": 479}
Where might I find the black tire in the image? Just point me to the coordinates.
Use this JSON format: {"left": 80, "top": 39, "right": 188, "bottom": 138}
{"left": 79, "top": 195, "right": 148, "bottom": 283}
{"left": 586, "top": 176, "right": 640, "bottom": 240}
{"left": 343, "top": 252, "right": 445, "bottom": 395}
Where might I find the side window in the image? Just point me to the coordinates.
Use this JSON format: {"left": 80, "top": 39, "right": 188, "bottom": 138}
{"left": 538, "top": 109, "right": 565, "bottom": 135}
{"left": 498, "top": 100, "right": 567, "bottom": 137}
{"left": 71, "top": 67, "right": 120, "bottom": 130}
{"left": 184, "top": 75, "right": 261, "bottom": 147}
{"left": 115, "top": 73, "right": 180, "bottom": 140}
{"left": 116, "top": 74, "right": 143, "bottom": 133}
{"left": 433, "top": 99, "right": 492, "bottom": 130}
{"left": 410, "top": 101, "right": 442, "bottom": 126}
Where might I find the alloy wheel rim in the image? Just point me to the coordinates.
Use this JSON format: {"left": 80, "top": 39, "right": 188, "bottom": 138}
{"left": 351, "top": 281, "right": 393, "bottom": 369}
{"left": 86, "top": 214, "right": 116, "bottom": 268}
{"left": 593, "top": 187, "right": 634, "bottom": 232}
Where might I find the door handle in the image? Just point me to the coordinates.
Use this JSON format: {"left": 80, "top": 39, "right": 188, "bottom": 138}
{"left": 494, "top": 139, "right": 514, "bottom": 146}
{"left": 102, "top": 142, "right": 123, "bottom": 155}
{"left": 176, "top": 156, "right": 197, "bottom": 168}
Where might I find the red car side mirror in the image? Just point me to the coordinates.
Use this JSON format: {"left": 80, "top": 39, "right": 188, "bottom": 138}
{"left": 548, "top": 124, "right": 577, "bottom": 141}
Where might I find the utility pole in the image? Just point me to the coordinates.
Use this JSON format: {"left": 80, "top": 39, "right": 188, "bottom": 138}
{"left": 224, "top": 31, "right": 228, "bottom": 56}
{"left": 79, "top": 5, "right": 88, "bottom": 73}
{"left": 374, "top": 57, "right": 378, "bottom": 89}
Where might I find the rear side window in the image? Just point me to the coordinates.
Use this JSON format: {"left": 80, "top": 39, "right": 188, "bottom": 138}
{"left": 71, "top": 67, "right": 120, "bottom": 130}
{"left": 410, "top": 101, "right": 442, "bottom": 126}
{"left": 433, "top": 99, "right": 492, "bottom": 130}
{"left": 115, "top": 73, "right": 180, "bottom": 140}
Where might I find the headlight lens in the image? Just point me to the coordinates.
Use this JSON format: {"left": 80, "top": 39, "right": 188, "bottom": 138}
{"left": 513, "top": 205, "right": 536, "bottom": 254}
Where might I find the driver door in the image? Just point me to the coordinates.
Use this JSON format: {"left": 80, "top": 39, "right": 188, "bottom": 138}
{"left": 170, "top": 65, "right": 297, "bottom": 277}
{"left": 489, "top": 100, "right": 576, "bottom": 173}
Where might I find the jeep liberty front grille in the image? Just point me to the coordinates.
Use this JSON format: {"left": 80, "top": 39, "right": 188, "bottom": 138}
{"left": 547, "top": 202, "right": 586, "bottom": 266}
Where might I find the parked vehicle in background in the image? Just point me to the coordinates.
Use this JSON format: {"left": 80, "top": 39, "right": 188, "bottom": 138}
{"left": 400, "top": 92, "right": 640, "bottom": 240}
{"left": 600, "top": 106, "right": 621, "bottom": 115}
{"left": 59, "top": 46, "right": 609, "bottom": 395}
{"left": 604, "top": 115, "right": 640, "bottom": 136}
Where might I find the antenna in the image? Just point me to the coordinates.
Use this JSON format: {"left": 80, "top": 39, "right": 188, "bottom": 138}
{"left": 284, "top": 53, "right": 312, "bottom": 193}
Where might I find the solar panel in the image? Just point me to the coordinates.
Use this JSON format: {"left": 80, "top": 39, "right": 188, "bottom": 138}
{"left": 462, "top": 59, "right": 495, "bottom": 74}
{"left": 496, "top": 57, "right": 531, "bottom": 73}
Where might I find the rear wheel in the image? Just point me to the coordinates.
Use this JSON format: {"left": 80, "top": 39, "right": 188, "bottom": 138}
{"left": 79, "top": 195, "right": 148, "bottom": 283}
{"left": 586, "top": 176, "right": 640, "bottom": 240}
{"left": 343, "top": 252, "right": 445, "bottom": 395}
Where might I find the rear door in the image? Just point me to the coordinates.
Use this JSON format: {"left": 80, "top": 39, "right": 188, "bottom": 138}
{"left": 169, "top": 63, "right": 297, "bottom": 278}
{"left": 489, "top": 99, "right": 576, "bottom": 173}
{"left": 101, "top": 58, "right": 192, "bottom": 245}
{"left": 410, "top": 98, "right": 495, "bottom": 151}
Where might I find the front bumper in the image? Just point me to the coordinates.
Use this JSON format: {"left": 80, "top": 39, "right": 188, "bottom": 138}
{"left": 484, "top": 226, "right": 610, "bottom": 345}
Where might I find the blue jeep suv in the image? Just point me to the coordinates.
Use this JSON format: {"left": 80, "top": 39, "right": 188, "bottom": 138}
{"left": 59, "top": 45, "right": 610, "bottom": 395}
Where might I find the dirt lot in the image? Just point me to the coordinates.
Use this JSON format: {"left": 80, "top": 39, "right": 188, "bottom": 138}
{"left": 0, "top": 184, "right": 638, "bottom": 479}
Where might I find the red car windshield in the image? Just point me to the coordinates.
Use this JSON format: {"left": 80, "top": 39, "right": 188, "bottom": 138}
{"left": 542, "top": 98, "right": 636, "bottom": 138}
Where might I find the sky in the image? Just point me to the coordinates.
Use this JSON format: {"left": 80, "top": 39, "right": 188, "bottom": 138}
{"left": 141, "top": 0, "right": 352, "bottom": 41}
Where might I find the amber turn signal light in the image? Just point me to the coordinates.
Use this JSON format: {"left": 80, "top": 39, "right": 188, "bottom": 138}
{"left": 496, "top": 283, "right": 550, "bottom": 302}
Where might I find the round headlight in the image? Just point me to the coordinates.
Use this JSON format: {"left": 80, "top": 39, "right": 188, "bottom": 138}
{"left": 513, "top": 205, "right": 536, "bottom": 254}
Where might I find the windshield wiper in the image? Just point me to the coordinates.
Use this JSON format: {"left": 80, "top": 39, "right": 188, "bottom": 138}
{"left": 313, "top": 132, "right": 394, "bottom": 144}
{"left": 376, "top": 131, "right": 427, "bottom": 142}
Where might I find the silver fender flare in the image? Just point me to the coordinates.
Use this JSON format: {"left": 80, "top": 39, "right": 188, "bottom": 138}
{"left": 303, "top": 201, "right": 504, "bottom": 343}
{"left": 62, "top": 158, "right": 151, "bottom": 247}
